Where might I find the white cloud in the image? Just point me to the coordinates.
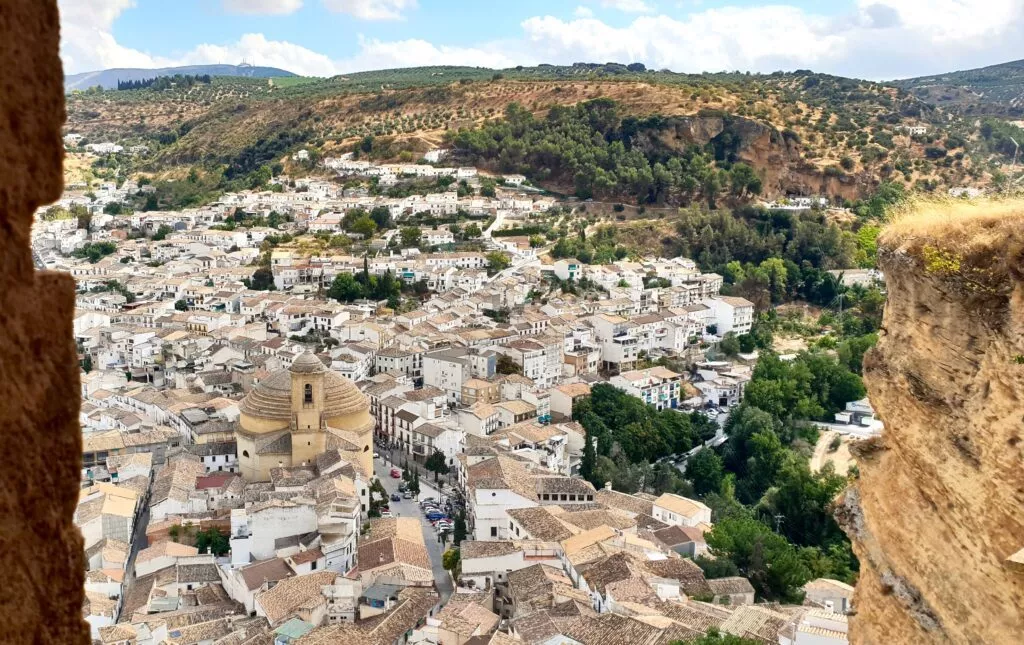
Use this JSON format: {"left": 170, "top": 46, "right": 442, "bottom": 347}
{"left": 321, "top": 0, "right": 416, "bottom": 21}
{"left": 574, "top": 6, "right": 594, "bottom": 18}
{"left": 222, "top": 0, "right": 303, "bottom": 15}
{"left": 599, "top": 0, "right": 654, "bottom": 12}
{"left": 59, "top": 0, "right": 176, "bottom": 72}
{"left": 335, "top": 36, "right": 521, "bottom": 73}
{"left": 58, "top": 0, "right": 1024, "bottom": 81}
{"left": 179, "top": 33, "right": 340, "bottom": 76}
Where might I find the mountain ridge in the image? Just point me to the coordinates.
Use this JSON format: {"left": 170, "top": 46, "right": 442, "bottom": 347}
{"left": 65, "top": 63, "right": 297, "bottom": 92}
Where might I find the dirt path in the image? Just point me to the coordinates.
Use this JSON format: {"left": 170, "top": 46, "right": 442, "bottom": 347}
{"left": 811, "top": 430, "right": 856, "bottom": 475}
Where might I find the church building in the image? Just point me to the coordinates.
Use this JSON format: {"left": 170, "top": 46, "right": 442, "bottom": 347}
{"left": 236, "top": 352, "right": 375, "bottom": 481}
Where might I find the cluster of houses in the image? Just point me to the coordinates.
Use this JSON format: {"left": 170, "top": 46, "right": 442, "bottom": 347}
{"left": 44, "top": 150, "right": 863, "bottom": 645}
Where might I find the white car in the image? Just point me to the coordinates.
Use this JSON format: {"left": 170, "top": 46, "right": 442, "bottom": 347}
{"left": 373, "top": 452, "right": 380, "bottom": 459}
{"left": 380, "top": 511, "right": 393, "bottom": 518}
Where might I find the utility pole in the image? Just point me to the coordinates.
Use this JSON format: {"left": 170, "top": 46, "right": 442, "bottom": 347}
{"left": 774, "top": 513, "right": 785, "bottom": 534}
{"left": 1011, "top": 137, "right": 1020, "bottom": 169}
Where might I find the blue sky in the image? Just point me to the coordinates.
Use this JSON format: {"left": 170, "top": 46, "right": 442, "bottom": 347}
{"left": 60, "top": 0, "right": 1024, "bottom": 80}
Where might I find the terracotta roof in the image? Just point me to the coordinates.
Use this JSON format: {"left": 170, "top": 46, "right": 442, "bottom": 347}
{"left": 255, "top": 570, "right": 336, "bottom": 625}
{"left": 239, "top": 558, "right": 295, "bottom": 591}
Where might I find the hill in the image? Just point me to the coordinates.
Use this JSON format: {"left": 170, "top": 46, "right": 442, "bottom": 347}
{"left": 893, "top": 59, "right": 1024, "bottom": 117}
{"left": 64, "top": 63, "right": 1015, "bottom": 204}
{"left": 65, "top": 64, "right": 296, "bottom": 92}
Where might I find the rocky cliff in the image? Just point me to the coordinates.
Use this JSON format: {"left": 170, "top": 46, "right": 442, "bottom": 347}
{"left": 639, "top": 115, "right": 874, "bottom": 201}
{"left": 840, "top": 200, "right": 1024, "bottom": 644}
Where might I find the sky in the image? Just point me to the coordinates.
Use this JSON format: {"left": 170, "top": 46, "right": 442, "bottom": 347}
{"left": 59, "top": 0, "right": 1024, "bottom": 81}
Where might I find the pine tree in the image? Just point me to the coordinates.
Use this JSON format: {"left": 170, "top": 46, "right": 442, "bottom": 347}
{"left": 580, "top": 431, "right": 597, "bottom": 485}
{"left": 453, "top": 511, "right": 467, "bottom": 545}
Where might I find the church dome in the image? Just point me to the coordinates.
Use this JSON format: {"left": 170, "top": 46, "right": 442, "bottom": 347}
{"left": 239, "top": 353, "right": 369, "bottom": 422}
{"left": 289, "top": 351, "right": 328, "bottom": 374}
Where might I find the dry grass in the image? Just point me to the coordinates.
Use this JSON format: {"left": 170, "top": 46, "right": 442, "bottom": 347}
{"left": 882, "top": 197, "right": 1024, "bottom": 252}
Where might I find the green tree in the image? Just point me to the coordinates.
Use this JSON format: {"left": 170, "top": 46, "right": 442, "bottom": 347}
{"left": 400, "top": 226, "right": 422, "bottom": 247}
{"left": 580, "top": 431, "right": 598, "bottom": 485}
{"left": 486, "top": 251, "right": 511, "bottom": 275}
{"left": 328, "top": 273, "right": 364, "bottom": 303}
{"left": 672, "top": 628, "right": 762, "bottom": 645}
{"left": 369, "top": 205, "right": 393, "bottom": 229}
{"left": 705, "top": 516, "right": 810, "bottom": 602}
{"left": 425, "top": 451, "right": 449, "bottom": 482}
{"left": 454, "top": 512, "right": 467, "bottom": 546}
{"left": 463, "top": 223, "right": 482, "bottom": 238}
{"left": 350, "top": 214, "right": 378, "bottom": 238}
{"left": 82, "top": 355, "right": 93, "bottom": 373}
{"left": 686, "top": 448, "right": 725, "bottom": 496}
{"left": 495, "top": 354, "right": 521, "bottom": 375}
{"left": 71, "top": 204, "right": 92, "bottom": 230}
{"left": 152, "top": 224, "right": 173, "bottom": 241}
{"left": 249, "top": 266, "right": 275, "bottom": 291}
{"left": 174, "top": 299, "right": 188, "bottom": 311}
{"left": 719, "top": 333, "right": 741, "bottom": 357}
{"left": 442, "top": 548, "right": 460, "bottom": 575}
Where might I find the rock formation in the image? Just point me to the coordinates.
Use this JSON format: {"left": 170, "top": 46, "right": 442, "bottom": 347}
{"left": 841, "top": 200, "right": 1024, "bottom": 644}
{"left": 0, "top": 1, "right": 89, "bottom": 642}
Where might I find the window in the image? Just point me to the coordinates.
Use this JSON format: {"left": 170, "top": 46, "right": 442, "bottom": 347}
{"left": 242, "top": 450, "right": 250, "bottom": 458}
{"left": 311, "top": 561, "right": 317, "bottom": 570}
{"left": 490, "top": 527, "right": 498, "bottom": 537}
{"left": 304, "top": 383, "right": 313, "bottom": 405}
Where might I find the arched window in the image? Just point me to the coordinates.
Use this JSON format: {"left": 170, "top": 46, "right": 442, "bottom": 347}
{"left": 304, "top": 383, "right": 313, "bottom": 405}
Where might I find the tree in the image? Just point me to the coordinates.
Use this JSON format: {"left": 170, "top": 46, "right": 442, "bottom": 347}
{"left": 249, "top": 266, "right": 275, "bottom": 291}
{"left": 705, "top": 516, "right": 810, "bottom": 602}
{"left": 495, "top": 354, "right": 521, "bottom": 375}
{"left": 328, "top": 273, "right": 364, "bottom": 302}
{"left": 82, "top": 355, "right": 93, "bottom": 373}
{"left": 400, "top": 226, "right": 422, "bottom": 247}
{"left": 529, "top": 234, "right": 545, "bottom": 248}
{"left": 486, "top": 251, "right": 510, "bottom": 275}
{"left": 408, "top": 469, "right": 421, "bottom": 496}
{"left": 174, "top": 299, "right": 188, "bottom": 311}
{"left": 671, "top": 628, "right": 762, "bottom": 645}
{"left": 103, "top": 202, "right": 123, "bottom": 215}
{"left": 71, "top": 204, "right": 92, "bottom": 230}
{"left": 442, "top": 548, "right": 460, "bottom": 575}
{"left": 580, "top": 432, "right": 598, "bottom": 485}
{"left": 370, "top": 205, "right": 393, "bottom": 229}
{"left": 463, "top": 223, "right": 482, "bottom": 239}
{"left": 719, "top": 333, "right": 741, "bottom": 357}
{"left": 425, "top": 451, "right": 449, "bottom": 482}
{"left": 195, "top": 528, "right": 230, "bottom": 556}
{"left": 686, "top": 448, "right": 725, "bottom": 496}
{"left": 453, "top": 511, "right": 467, "bottom": 545}
{"left": 480, "top": 179, "right": 497, "bottom": 197}
{"left": 350, "top": 214, "right": 378, "bottom": 238}
{"left": 152, "top": 224, "right": 172, "bottom": 241}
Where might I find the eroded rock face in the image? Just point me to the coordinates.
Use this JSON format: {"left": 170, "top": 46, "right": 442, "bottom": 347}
{"left": 0, "top": 1, "right": 88, "bottom": 642}
{"left": 845, "top": 213, "right": 1024, "bottom": 644}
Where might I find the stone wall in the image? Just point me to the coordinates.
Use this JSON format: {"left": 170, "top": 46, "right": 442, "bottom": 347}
{"left": 0, "top": 1, "right": 89, "bottom": 642}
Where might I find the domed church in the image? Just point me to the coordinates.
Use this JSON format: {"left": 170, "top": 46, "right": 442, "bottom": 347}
{"left": 236, "top": 352, "right": 375, "bottom": 482}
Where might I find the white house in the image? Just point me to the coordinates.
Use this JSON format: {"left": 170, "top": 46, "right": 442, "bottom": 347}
{"left": 704, "top": 296, "right": 754, "bottom": 335}
{"left": 651, "top": 493, "right": 712, "bottom": 528}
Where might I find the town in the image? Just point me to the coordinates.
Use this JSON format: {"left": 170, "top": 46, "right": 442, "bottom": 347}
{"left": 47, "top": 147, "right": 871, "bottom": 645}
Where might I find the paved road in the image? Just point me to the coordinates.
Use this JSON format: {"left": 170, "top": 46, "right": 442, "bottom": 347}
{"left": 374, "top": 458, "right": 454, "bottom": 604}
{"left": 117, "top": 498, "right": 150, "bottom": 621}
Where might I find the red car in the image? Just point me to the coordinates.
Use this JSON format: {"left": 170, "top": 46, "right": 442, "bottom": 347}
{"left": 390, "top": 468, "right": 401, "bottom": 478}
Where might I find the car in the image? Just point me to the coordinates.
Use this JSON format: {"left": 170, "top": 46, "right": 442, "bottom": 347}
{"left": 373, "top": 452, "right": 380, "bottom": 459}
{"left": 402, "top": 491, "right": 413, "bottom": 499}
{"left": 390, "top": 468, "right": 401, "bottom": 478}
{"left": 380, "top": 511, "right": 393, "bottom": 518}
{"left": 425, "top": 512, "right": 446, "bottom": 521}
{"left": 398, "top": 483, "right": 407, "bottom": 492}
{"left": 390, "top": 493, "right": 401, "bottom": 502}
{"left": 435, "top": 521, "right": 453, "bottom": 530}
{"left": 420, "top": 497, "right": 436, "bottom": 505}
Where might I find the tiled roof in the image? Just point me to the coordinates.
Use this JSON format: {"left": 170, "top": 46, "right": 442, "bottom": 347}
{"left": 255, "top": 570, "right": 336, "bottom": 624}
{"left": 507, "top": 507, "right": 575, "bottom": 542}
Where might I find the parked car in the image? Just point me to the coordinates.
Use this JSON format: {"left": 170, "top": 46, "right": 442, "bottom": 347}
{"left": 380, "top": 511, "right": 393, "bottom": 518}
{"left": 425, "top": 512, "right": 446, "bottom": 521}
{"left": 391, "top": 493, "right": 401, "bottom": 502}
{"left": 402, "top": 491, "right": 413, "bottom": 499}
{"left": 420, "top": 497, "right": 436, "bottom": 505}
{"left": 390, "top": 468, "right": 401, "bottom": 478}
{"left": 398, "top": 483, "right": 407, "bottom": 492}
{"left": 435, "top": 521, "right": 453, "bottom": 531}
{"left": 373, "top": 452, "right": 380, "bottom": 459}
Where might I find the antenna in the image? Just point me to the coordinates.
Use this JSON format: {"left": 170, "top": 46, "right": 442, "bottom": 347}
{"left": 1011, "top": 137, "right": 1020, "bottom": 169}
{"left": 774, "top": 513, "right": 785, "bottom": 533}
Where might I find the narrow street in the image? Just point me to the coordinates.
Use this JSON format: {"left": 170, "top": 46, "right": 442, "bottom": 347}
{"left": 374, "top": 457, "right": 455, "bottom": 604}
{"left": 117, "top": 499, "right": 150, "bottom": 621}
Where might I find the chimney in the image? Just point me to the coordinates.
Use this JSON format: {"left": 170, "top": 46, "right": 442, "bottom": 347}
{"left": 604, "top": 482, "right": 612, "bottom": 491}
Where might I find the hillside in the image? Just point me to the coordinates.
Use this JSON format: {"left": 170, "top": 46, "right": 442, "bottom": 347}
{"left": 63, "top": 64, "right": 1015, "bottom": 203}
{"left": 894, "top": 58, "right": 1024, "bottom": 117}
{"left": 65, "top": 63, "right": 296, "bottom": 92}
